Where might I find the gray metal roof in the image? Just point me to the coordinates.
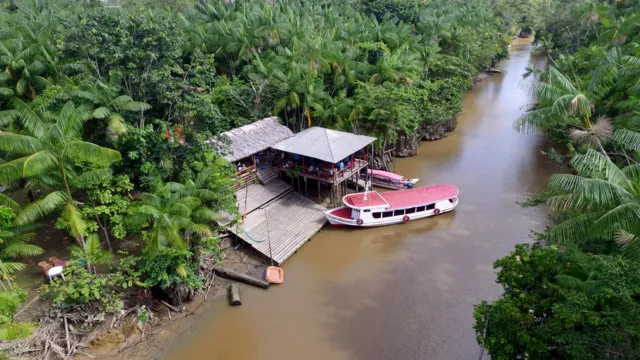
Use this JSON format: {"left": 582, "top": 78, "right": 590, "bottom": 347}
{"left": 271, "top": 127, "right": 376, "bottom": 163}
{"left": 209, "top": 117, "right": 294, "bottom": 162}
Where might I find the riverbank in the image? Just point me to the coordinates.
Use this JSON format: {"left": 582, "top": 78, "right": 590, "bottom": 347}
{"left": 158, "top": 38, "right": 562, "bottom": 360}
{"left": 87, "top": 51, "right": 515, "bottom": 360}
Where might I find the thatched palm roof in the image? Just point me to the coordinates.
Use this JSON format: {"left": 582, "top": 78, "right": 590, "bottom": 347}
{"left": 211, "top": 117, "right": 294, "bottom": 162}
{"left": 271, "top": 127, "right": 376, "bottom": 163}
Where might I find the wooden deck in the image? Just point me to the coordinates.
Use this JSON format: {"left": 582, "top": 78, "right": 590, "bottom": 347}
{"left": 236, "top": 179, "right": 291, "bottom": 215}
{"left": 230, "top": 179, "right": 327, "bottom": 264}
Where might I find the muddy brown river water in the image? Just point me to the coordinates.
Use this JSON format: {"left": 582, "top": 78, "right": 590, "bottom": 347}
{"left": 164, "top": 39, "right": 560, "bottom": 360}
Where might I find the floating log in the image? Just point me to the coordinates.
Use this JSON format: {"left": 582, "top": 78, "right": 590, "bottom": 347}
{"left": 486, "top": 68, "right": 502, "bottom": 74}
{"left": 228, "top": 283, "right": 242, "bottom": 306}
{"left": 213, "top": 266, "right": 270, "bottom": 289}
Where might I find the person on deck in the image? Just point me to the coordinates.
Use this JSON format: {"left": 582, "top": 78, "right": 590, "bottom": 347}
{"left": 339, "top": 161, "right": 344, "bottom": 171}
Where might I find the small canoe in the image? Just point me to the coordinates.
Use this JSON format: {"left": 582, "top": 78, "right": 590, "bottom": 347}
{"left": 368, "top": 169, "right": 419, "bottom": 190}
{"left": 265, "top": 266, "right": 284, "bottom": 284}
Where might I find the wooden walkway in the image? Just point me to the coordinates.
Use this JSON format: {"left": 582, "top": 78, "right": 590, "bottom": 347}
{"left": 230, "top": 179, "right": 327, "bottom": 264}
{"left": 236, "top": 179, "right": 291, "bottom": 216}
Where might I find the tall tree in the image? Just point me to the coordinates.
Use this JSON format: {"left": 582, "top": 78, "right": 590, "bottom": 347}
{"left": 0, "top": 100, "right": 121, "bottom": 252}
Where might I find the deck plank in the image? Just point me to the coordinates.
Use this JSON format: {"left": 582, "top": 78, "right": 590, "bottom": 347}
{"left": 229, "top": 179, "right": 327, "bottom": 264}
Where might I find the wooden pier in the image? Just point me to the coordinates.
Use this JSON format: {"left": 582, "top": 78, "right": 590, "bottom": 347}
{"left": 230, "top": 178, "right": 327, "bottom": 264}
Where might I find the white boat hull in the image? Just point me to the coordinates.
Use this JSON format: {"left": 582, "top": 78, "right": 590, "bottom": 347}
{"left": 324, "top": 201, "right": 457, "bottom": 228}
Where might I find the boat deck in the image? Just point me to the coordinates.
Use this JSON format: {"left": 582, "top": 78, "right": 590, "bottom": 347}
{"left": 229, "top": 178, "right": 327, "bottom": 264}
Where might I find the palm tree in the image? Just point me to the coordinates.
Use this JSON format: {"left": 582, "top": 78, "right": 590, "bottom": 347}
{"left": 0, "top": 224, "right": 43, "bottom": 291}
{"left": 69, "top": 76, "right": 151, "bottom": 140}
{"left": 129, "top": 180, "right": 216, "bottom": 255}
{"left": 515, "top": 67, "right": 616, "bottom": 156}
{"left": 0, "top": 100, "right": 121, "bottom": 252}
{"left": 545, "top": 149, "right": 640, "bottom": 259}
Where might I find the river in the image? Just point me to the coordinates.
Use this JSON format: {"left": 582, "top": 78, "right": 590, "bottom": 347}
{"left": 165, "top": 39, "right": 559, "bottom": 360}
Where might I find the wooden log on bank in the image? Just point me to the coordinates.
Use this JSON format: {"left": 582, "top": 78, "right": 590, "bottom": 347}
{"left": 486, "top": 68, "right": 502, "bottom": 74}
{"left": 213, "top": 266, "right": 270, "bottom": 289}
{"left": 228, "top": 283, "right": 242, "bottom": 306}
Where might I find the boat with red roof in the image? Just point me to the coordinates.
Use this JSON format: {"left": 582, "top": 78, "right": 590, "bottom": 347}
{"left": 368, "top": 169, "right": 419, "bottom": 190}
{"left": 324, "top": 184, "right": 459, "bottom": 227}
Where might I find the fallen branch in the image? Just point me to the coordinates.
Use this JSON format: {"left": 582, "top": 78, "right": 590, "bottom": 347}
{"left": 14, "top": 295, "right": 41, "bottom": 318}
{"left": 160, "top": 300, "right": 181, "bottom": 313}
{"left": 204, "top": 274, "right": 216, "bottom": 300}
{"left": 64, "top": 316, "right": 71, "bottom": 357}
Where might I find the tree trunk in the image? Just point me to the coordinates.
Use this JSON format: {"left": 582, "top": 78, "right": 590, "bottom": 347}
{"left": 212, "top": 267, "right": 270, "bottom": 289}
{"left": 96, "top": 217, "right": 113, "bottom": 252}
{"left": 228, "top": 283, "right": 241, "bottom": 306}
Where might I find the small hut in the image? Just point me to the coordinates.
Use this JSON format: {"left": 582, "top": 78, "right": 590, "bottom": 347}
{"left": 271, "top": 127, "right": 376, "bottom": 205}
{"left": 210, "top": 117, "right": 293, "bottom": 187}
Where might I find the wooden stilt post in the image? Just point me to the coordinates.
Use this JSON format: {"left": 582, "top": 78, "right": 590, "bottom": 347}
{"left": 318, "top": 181, "right": 321, "bottom": 202}
{"left": 304, "top": 177, "right": 308, "bottom": 196}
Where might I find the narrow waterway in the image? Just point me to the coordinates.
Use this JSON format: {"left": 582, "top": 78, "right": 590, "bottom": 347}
{"left": 166, "top": 39, "right": 559, "bottom": 360}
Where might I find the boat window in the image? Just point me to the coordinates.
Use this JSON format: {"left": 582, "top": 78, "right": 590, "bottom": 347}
{"left": 373, "top": 212, "right": 382, "bottom": 219}
{"left": 382, "top": 211, "right": 393, "bottom": 218}
{"left": 416, "top": 206, "right": 426, "bottom": 212}
{"left": 363, "top": 209, "right": 371, "bottom": 213}
{"left": 426, "top": 203, "right": 435, "bottom": 210}
{"left": 394, "top": 209, "right": 404, "bottom": 216}
{"left": 405, "top": 207, "right": 416, "bottom": 214}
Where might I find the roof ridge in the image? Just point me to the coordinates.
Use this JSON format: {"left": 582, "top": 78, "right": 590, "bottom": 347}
{"left": 324, "top": 127, "right": 336, "bottom": 163}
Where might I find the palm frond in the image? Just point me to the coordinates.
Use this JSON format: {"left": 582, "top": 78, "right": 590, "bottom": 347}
{"left": 136, "top": 205, "right": 162, "bottom": 219}
{"left": 2, "top": 243, "right": 44, "bottom": 258}
{"left": 614, "top": 230, "right": 640, "bottom": 261}
{"left": 106, "top": 113, "right": 126, "bottom": 141}
{"left": 192, "top": 207, "right": 218, "bottom": 222}
{"left": 0, "top": 260, "right": 26, "bottom": 275}
{"left": 14, "top": 190, "right": 67, "bottom": 225}
{"left": 71, "top": 168, "right": 112, "bottom": 189}
{"left": 0, "top": 193, "right": 20, "bottom": 213}
{"left": 175, "top": 196, "right": 202, "bottom": 210}
{"left": 11, "top": 98, "right": 46, "bottom": 138}
{"left": 188, "top": 222, "right": 213, "bottom": 237}
{"left": 612, "top": 128, "right": 640, "bottom": 152}
{"left": 0, "top": 109, "right": 19, "bottom": 127}
{"left": 570, "top": 149, "right": 630, "bottom": 188}
{"left": 593, "top": 202, "right": 640, "bottom": 239}
{"left": 0, "top": 133, "right": 44, "bottom": 156}
{"left": 92, "top": 106, "right": 111, "bottom": 119}
{"left": 61, "top": 203, "right": 87, "bottom": 239}
{"left": 547, "top": 212, "right": 605, "bottom": 246}
{"left": 140, "top": 192, "right": 162, "bottom": 207}
{"left": 168, "top": 203, "right": 192, "bottom": 218}
{"left": 22, "top": 150, "right": 58, "bottom": 178}
{"left": 0, "top": 157, "right": 26, "bottom": 184}
{"left": 63, "top": 141, "right": 122, "bottom": 166}
{"left": 622, "top": 164, "right": 640, "bottom": 183}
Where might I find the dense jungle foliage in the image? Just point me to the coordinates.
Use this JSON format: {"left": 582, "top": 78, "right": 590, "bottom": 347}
{"left": 474, "top": 1, "right": 640, "bottom": 359}
{"left": 0, "top": 0, "right": 530, "bottom": 347}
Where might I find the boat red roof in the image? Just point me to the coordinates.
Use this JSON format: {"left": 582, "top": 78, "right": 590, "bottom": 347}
{"left": 344, "top": 191, "right": 389, "bottom": 208}
{"left": 343, "top": 184, "right": 459, "bottom": 210}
